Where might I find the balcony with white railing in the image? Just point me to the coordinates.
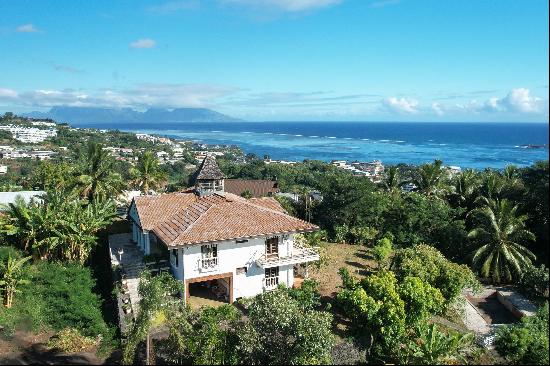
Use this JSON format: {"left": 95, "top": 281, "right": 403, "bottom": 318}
{"left": 198, "top": 257, "right": 219, "bottom": 272}
{"left": 263, "top": 277, "right": 279, "bottom": 290}
{"left": 256, "top": 245, "right": 319, "bottom": 269}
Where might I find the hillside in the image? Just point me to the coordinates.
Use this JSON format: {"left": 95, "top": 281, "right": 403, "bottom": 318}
{"left": 24, "top": 106, "right": 243, "bottom": 124}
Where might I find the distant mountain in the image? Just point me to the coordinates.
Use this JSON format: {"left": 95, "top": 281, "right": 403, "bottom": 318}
{"left": 23, "top": 106, "right": 243, "bottom": 124}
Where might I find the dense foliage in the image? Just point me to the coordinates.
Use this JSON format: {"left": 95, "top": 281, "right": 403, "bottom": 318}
{"left": 336, "top": 244, "right": 479, "bottom": 363}
{"left": 495, "top": 303, "right": 549, "bottom": 365}
{"left": 0, "top": 257, "right": 112, "bottom": 341}
{"left": 126, "top": 278, "right": 334, "bottom": 365}
{"left": 390, "top": 244, "right": 480, "bottom": 305}
{"left": 4, "top": 192, "right": 116, "bottom": 263}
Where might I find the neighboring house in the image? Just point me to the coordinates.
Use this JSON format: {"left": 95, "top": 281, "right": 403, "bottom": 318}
{"left": 128, "top": 156, "right": 319, "bottom": 303}
{"left": 0, "top": 165, "right": 7, "bottom": 174}
{"left": 0, "top": 191, "right": 45, "bottom": 209}
{"left": 224, "top": 179, "right": 279, "bottom": 198}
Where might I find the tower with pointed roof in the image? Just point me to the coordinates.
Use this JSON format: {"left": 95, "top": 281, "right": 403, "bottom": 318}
{"left": 193, "top": 155, "right": 225, "bottom": 196}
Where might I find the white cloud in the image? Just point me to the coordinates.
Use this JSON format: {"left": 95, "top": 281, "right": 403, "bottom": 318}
{"left": 382, "top": 97, "right": 418, "bottom": 114}
{"left": 472, "top": 88, "right": 544, "bottom": 114}
{"left": 16, "top": 24, "right": 39, "bottom": 33}
{"left": 0, "top": 84, "right": 241, "bottom": 110}
{"left": 129, "top": 38, "right": 157, "bottom": 49}
{"left": 0, "top": 88, "right": 18, "bottom": 98}
{"left": 501, "top": 88, "right": 542, "bottom": 113}
{"left": 222, "top": 0, "right": 342, "bottom": 12}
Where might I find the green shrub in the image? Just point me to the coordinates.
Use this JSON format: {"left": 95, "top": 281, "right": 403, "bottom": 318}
{"left": 373, "top": 237, "right": 393, "bottom": 269}
{"left": 0, "top": 261, "right": 112, "bottom": 341}
{"left": 333, "top": 224, "right": 349, "bottom": 243}
{"left": 30, "top": 262, "right": 110, "bottom": 337}
{"left": 390, "top": 244, "right": 480, "bottom": 305}
{"left": 495, "top": 303, "right": 549, "bottom": 365}
{"left": 284, "top": 279, "right": 321, "bottom": 311}
{"left": 0, "top": 246, "right": 22, "bottom": 262}
{"left": 519, "top": 265, "right": 549, "bottom": 301}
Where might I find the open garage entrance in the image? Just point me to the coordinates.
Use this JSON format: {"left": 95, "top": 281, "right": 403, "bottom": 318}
{"left": 185, "top": 272, "right": 233, "bottom": 309}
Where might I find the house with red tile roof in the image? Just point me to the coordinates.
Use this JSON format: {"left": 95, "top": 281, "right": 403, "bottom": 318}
{"left": 224, "top": 179, "right": 279, "bottom": 198}
{"left": 128, "top": 155, "right": 319, "bottom": 303}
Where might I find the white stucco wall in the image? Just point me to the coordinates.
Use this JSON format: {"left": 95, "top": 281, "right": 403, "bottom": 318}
{"left": 174, "top": 234, "right": 295, "bottom": 299}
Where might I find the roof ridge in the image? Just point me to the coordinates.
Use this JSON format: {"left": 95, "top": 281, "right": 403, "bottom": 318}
{"left": 173, "top": 196, "right": 220, "bottom": 241}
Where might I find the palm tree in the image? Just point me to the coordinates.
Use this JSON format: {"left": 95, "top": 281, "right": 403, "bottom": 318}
{"left": 411, "top": 160, "right": 450, "bottom": 197}
{"left": 450, "top": 169, "right": 480, "bottom": 210}
{"left": 478, "top": 171, "right": 506, "bottom": 201}
{"left": 74, "top": 142, "right": 124, "bottom": 202}
{"left": 0, "top": 255, "right": 31, "bottom": 308}
{"left": 468, "top": 198, "right": 536, "bottom": 283}
{"left": 381, "top": 166, "right": 402, "bottom": 194}
{"left": 130, "top": 150, "right": 168, "bottom": 194}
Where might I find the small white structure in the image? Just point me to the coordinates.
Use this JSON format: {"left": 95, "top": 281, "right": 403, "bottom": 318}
{"left": 0, "top": 165, "right": 7, "bottom": 174}
{"left": 128, "top": 156, "right": 319, "bottom": 303}
{"left": 0, "top": 191, "right": 46, "bottom": 208}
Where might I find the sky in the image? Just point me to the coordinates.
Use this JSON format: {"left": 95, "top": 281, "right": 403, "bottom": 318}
{"left": 0, "top": 0, "right": 548, "bottom": 122}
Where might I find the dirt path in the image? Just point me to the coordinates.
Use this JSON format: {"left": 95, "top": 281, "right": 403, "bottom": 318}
{"left": 0, "top": 330, "right": 119, "bottom": 365}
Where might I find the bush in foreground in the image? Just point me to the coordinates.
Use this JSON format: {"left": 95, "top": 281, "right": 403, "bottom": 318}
{"left": 0, "top": 260, "right": 112, "bottom": 344}
{"left": 494, "top": 303, "right": 549, "bottom": 365}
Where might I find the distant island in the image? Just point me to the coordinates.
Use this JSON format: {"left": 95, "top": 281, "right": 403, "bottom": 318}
{"left": 23, "top": 106, "right": 243, "bottom": 124}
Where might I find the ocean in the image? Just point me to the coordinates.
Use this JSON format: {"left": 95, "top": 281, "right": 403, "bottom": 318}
{"left": 73, "top": 121, "right": 549, "bottom": 169}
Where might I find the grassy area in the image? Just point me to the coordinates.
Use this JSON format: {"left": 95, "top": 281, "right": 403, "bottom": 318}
{"left": 309, "top": 242, "right": 377, "bottom": 298}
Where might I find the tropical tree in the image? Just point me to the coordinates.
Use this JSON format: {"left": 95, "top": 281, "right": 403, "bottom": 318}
{"left": 468, "top": 198, "right": 536, "bottom": 283}
{"left": 449, "top": 169, "right": 480, "bottom": 211}
{"left": 0, "top": 254, "right": 31, "bottom": 308}
{"left": 404, "top": 323, "right": 474, "bottom": 365}
{"left": 49, "top": 195, "right": 117, "bottom": 263}
{"left": 478, "top": 170, "right": 506, "bottom": 201}
{"left": 123, "top": 272, "right": 183, "bottom": 364}
{"left": 411, "top": 160, "right": 450, "bottom": 197}
{"left": 31, "top": 160, "right": 75, "bottom": 191}
{"left": 381, "top": 166, "right": 402, "bottom": 194}
{"left": 5, "top": 192, "right": 116, "bottom": 263}
{"left": 130, "top": 150, "right": 168, "bottom": 194}
{"left": 3, "top": 195, "right": 42, "bottom": 253}
{"left": 240, "top": 289, "right": 334, "bottom": 365}
{"left": 74, "top": 142, "right": 124, "bottom": 202}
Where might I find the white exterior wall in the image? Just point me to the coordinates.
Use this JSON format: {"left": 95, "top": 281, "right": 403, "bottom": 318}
{"left": 128, "top": 200, "right": 150, "bottom": 253}
{"left": 175, "top": 234, "right": 295, "bottom": 299}
{"left": 170, "top": 248, "right": 184, "bottom": 281}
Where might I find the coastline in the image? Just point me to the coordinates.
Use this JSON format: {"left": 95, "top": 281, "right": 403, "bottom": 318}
{"left": 70, "top": 121, "right": 550, "bottom": 170}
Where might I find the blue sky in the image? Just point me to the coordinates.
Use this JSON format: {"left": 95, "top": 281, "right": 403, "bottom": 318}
{"left": 0, "top": 0, "right": 548, "bottom": 122}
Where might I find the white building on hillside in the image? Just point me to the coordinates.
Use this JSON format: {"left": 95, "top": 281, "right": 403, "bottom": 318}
{"left": 128, "top": 156, "right": 319, "bottom": 303}
{"left": 0, "top": 124, "right": 57, "bottom": 143}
